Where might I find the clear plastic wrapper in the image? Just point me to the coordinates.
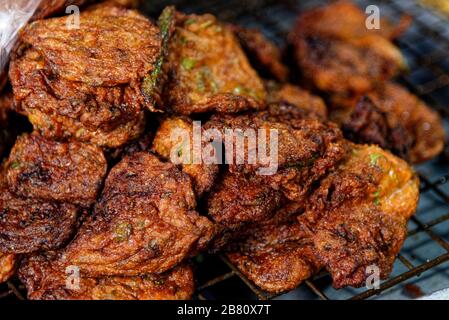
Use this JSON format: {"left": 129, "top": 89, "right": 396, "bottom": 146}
{"left": 0, "top": 0, "right": 43, "bottom": 81}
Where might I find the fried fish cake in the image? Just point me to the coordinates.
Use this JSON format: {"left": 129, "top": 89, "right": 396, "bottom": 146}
{"left": 152, "top": 117, "right": 219, "bottom": 197}
{"left": 299, "top": 144, "right": 419, "bottom": 288}
{"left": 266, "top": 82, "right": 327, "bottom": 120}
{"left": 0, "top": 253, "right": 17, "bottom": 283}
{"left": 161, "top": 10, "right": 266, "bottom": 114}
{"left": 205, "top": 113, "right": 346, "bottom": 251}
{"left": 0, "top": 175, "right": 80, "bottom": 254}
{"left": 336, "top": 82, "right": 445, "bottom": 163}
{"left": 230, "top": 25, "right": 289, "bottom": 82}
{"left": 204, "top": 112, "right": 346, "bottom": 179}
{"left": 207, "top": 172, "right": 283, "bottom": 230}
{"left": 19, "top": 253, "right": 194, "bottom": 300}
{"left": 5, "top": 134, "right": 107, "bottom": 207}
{"left": 9, "top": 5, "right": 161, "bottom": 147}
{"left": 58, "top": 152, "right": 214, "bottom": 276}
{"left": 289, "top": 0, "right": 408, "bottom": 95}
{"left": 226, "top": 217, "right": 321, "bottom": 294}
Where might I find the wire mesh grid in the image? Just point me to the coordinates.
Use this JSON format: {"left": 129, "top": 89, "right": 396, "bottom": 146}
{"left": 1, "top": 0, "right": 449, "bottom": 300}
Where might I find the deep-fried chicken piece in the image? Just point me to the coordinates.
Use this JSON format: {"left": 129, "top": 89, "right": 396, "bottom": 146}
{"left": 19, "top": 253, "right": 194, "bottom": 300}
{"left": 152, "top": 117, "right": 219, "bottom": 197}
{"left": 333, "top": 82, "right": 445, "bottom": 163}
{"left": 266, "top": 82, "right": 327, "bottom": 120}
{"left": 9, "top": 5, "right": 161, "bottom": 147}
{"left": 289, "top": 0, "right": 408, "bottom": 94}
{"left": 0, "top": 253, "right": 17, "bottom": 283}
{"left": 0, "top": 173, "right": 80, "bottom": 254}
{"left": 299, "top": 144, "right": 419, "bottom": 288}
{"left": 226, "top": 217, "right": 321, "bottom": 294}
{"left": 161, "top": 9, "right": 266, "bottom": 114}
{"left": 57, "top": 152, "right": 214, "bottom": 276}
{"left": 230, "top": 25, "right": 289, "bottom": 82}
{"left": 5, "top": 134, "right": 107, "bottom": 207}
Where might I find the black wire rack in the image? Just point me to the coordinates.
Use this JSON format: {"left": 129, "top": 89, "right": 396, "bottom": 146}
{"left": 1, "top": 0, "right": 449, "bottom": 300}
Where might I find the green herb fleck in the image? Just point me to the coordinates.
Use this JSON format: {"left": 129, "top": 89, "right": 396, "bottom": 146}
{"left": 196, "top": 72, "right": 206, "bottom": 92}
{"left": 210, "top": 79, "right": 218, "bottom": 93}
{"left": 184, "top": 18, "right": 197, "bottom": 26}
{"left": 372, "top": 190, "right": 381, "bottom": 206}
{"left": 181, "top": 57, "right": 197, "bottom": 70}
{"left": 153, "top": 278, "right": 166, "bottom": 285}
{"left": 369, "top": 153, "right": 382, "bottom": 166}
{"left": 200, "top": 20, "right": 213, "bottom": 29}
{"left": 75, "top": 128, "right": 85, "bottom": 138}
{"left": 233, "top": 85, "right": 244, "bottom": 95}
{"left": 141, "top": 6, "right": 175, "bottom": 107}
{"left": 114, "top": 222, "right": 132, "bottom": 242}
{"left": 10, "top": 161, "right": 21, "bottom": 169}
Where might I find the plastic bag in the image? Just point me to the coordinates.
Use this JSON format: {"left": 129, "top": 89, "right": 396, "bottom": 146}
{"left": 0, "top": 0, "right": 43, "bottom": 82}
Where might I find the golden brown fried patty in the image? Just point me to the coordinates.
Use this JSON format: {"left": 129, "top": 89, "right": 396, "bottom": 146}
{"left": 0, "top": 174, "right": 80, "bottom": 254}
{"left": 335, "top": 82, "right": 445, "bottom": 163}
{"left": 152, "top": 117, "right": 219, "bottom": 197}
{"left": 205, "top": 112, "right": 346, "bottom": 177}
{"left": 207, "top": 171, "right": 283, "bottom": 230}
{"left": 57, "top": 152, "right": 214, "bottom": 276}
{"left": 9, "top": 5, "right": 161, "bottom": 147}
{"left": 19, "top": 253, "right": 194, "bottom": 300}
{"left": 6, "top": 134, "right": 107, "bottom": 207}
{"left": 0, "top": 253, "right": 17, "bottom": 283}
{"left": 227, "top": 217, "right": 321, "bottom": 294}
{"left": 162, "top": 11, "right": 267, "bottom": 114}
{"left": 205, "top": 112, "right": 347, "bottom": 252}
{"left": 289, "top": 0, "right": 407, "bottom": 95}
{"left": 231, "top": 25, "right": 289, "bottom": 82}
{"left": 299, "top": 144, "right": 419, "bottom": 288}
{"left": 266, "top": 82, "right": 327, "bottom": 121}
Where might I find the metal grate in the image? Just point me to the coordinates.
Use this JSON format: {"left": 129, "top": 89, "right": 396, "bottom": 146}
{"left": 2, "top": 0, "right": 449, "bottom": 300}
